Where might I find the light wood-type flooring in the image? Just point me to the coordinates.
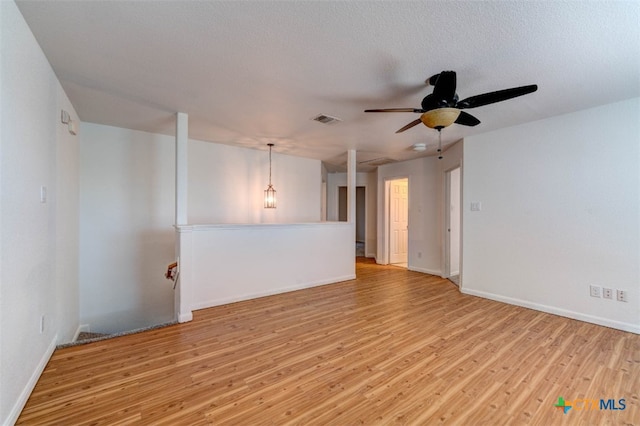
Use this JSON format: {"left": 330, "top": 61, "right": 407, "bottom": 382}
{"left": 18, "top": 258, "right": 640, "bottom": 425}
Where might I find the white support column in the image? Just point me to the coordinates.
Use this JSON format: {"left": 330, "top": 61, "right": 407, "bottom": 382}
{"left": 347, "top": 149, "right": 356, "bottom": 223}
{"left": 347, "top": 150, "right": 357, "bottom": 266}
{"left": 175, "top": 112, "right": 188, "bottom": 226}
{"left": 175, "top": 112, "right": 192, "bottom": 322}
{"left": 347, "top": 149, "right": 356, "bottom": 224}
{"left": 176, "top": 227, "right": 193, "bottom": 323}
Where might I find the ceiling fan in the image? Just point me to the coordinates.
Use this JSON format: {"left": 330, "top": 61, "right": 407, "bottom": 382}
{"left": 365, "top": 71, "right": 537, "bottom": 133}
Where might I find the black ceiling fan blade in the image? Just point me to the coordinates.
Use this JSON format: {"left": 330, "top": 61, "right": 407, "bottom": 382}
{"left": 426, "top": 73, "right": 440, "bottom": 86}
{"left": 457, "top": 84, "right": 538, "bottom": 109}
{"left": 455, "top": 111, "right": 481, "bottom": 126}
{"left": 395, "top": 118, "right": 423, "bottom": 133}
{"left": 432, "top": 71, "right": 457, "bottom": 103}
{"left": 365, "top": 108, "right": 423, "bottom": 113}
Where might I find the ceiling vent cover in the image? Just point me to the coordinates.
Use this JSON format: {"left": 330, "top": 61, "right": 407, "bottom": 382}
{"left": 312, "top": 114, "right": 342, "bottom": 124}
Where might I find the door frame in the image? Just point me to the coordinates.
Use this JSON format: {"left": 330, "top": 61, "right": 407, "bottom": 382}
{"left": 443, "top": 165, "right": 462, "bottom": 282}
{"left": 383, "top": 176, "right": 409, "bottom": 265}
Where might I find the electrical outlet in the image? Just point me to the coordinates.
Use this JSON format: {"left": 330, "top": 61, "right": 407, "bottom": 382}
{"left": 40, "top": 315, "right": 45, "bottom": 334}
{"left": 590, "top": 285, "right": 601, "bottom": 298}
{"left": 616, "top": 289, "right": 628, "bottom": 303}
{"left": 603, "top": 287, "right": 613, "bottom": 299}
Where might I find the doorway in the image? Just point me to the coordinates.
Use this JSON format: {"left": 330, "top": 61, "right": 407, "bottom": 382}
{"left": 387, "top": 178, "right": 408, "bottom": 267}
{"left": 445, "top": 167, "right": 461, "bottom": 284}
{"left": 338, "top": 186, "right": 366, "bottom": 257}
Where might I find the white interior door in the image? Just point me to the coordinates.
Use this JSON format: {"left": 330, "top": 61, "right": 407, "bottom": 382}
{"left": 389, "top": 179, "right": 408, "bottom": 264}
{"left": 447, "top": 168, "right": 461, "bottom": 276}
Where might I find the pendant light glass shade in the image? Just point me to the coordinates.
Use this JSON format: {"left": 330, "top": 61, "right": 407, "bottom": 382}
{"left": 264, "top": 184, "right": 276, "bottom": 208}
{"left": 264, "top": 144, "right": 277, "bottom": 208}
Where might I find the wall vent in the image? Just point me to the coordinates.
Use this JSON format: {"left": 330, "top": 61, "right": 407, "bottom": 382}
{"left": 312, "top": 114, "right": 342, "bottom": 124}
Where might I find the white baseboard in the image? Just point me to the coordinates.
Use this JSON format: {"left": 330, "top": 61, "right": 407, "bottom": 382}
{"left": 407, "top": 266, "right": 441, "bottom": 276}
{"left": 191, "top": 274, "right": 357, "bottom": 312}
{"left": 72, "top": 324, "right": 90, "bottom": 342}
{"left": 462, "top": 288, "right": 640, "bottom": 335}
{"left": 6, "top": 334, "right": 57, "bottom": 425}
{"left": 178, "top": 312, "right": 193, "bottom": 323}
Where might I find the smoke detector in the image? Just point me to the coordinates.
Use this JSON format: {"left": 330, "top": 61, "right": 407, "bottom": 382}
{"left": 312, "top": 114, "right": 342, "bottom": 124}
{"left": 412, "top": 143, "right": 427, "bottom": 152}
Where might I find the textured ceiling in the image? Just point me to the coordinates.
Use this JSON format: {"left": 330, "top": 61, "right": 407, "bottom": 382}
{"left": 16, "top": 1, "right": 640, "bottom": 170}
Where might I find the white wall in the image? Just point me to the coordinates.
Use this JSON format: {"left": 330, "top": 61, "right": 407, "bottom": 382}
{"left": 366, "top": 170, "right": 378, "bottom": 257}
{"left": 377, "top": 157, "right": 440, "bottom": 274}
{"left": 356, "top": 187, "right": 366, "bottom": 241}
{"left": 320, "top": 163, "right": 328, "bottom": 221}
{"left": 462, "top": 98, "right": 640, "bottom": 333}
{"left": 189, "top": 140, "right": 321, "bottom": 224}
{"left": 79, "top": 124, "right": 323, "bottom": 334}
{"left": 177, "top": 222, "right": 355, "bottom": 317}
{"left": 79, "top": 124, "right": 176, "bottom": 334}
{"left": 1, "top": 1, "right": 80, "bottom": 423}
{"left": 326, "top": 171, "right": 377, "bottom": 257}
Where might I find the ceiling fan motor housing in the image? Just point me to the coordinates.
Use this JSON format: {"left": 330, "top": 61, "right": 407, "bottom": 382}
{"left": 420, "top": 93, "right": 459, "bottom": 112}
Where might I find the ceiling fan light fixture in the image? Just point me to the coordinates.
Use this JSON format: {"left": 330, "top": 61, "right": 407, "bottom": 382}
{"left": 420, "top": 108, "right": 460, "bottom": 129}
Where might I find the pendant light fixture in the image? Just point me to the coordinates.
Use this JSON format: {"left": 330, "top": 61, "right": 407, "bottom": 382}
{"left": 264, "top": 143, "right": 277, "bottom": 208}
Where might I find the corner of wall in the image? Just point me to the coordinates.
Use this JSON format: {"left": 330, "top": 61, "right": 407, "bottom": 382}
{"left": 5, "top": 335, "right": 57, "bottom": 425}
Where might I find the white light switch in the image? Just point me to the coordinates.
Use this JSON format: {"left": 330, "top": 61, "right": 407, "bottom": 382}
{"left": 470, "top": 201, "right": 481, "bottom": 211}
{"left": 40, "top": 186, "right": 47, "bottom": 203}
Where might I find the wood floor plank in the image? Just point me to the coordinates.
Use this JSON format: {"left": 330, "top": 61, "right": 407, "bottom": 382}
{"left": 17, "top": 258, "right": 640, "bottom": 425}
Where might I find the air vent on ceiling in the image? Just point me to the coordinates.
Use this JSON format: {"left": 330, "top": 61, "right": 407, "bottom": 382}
{"left": 358, "top": 157, "right": 397, "bottom": 167}
{"left": 312, "top": 114, "right": 342, "bottom": 124}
